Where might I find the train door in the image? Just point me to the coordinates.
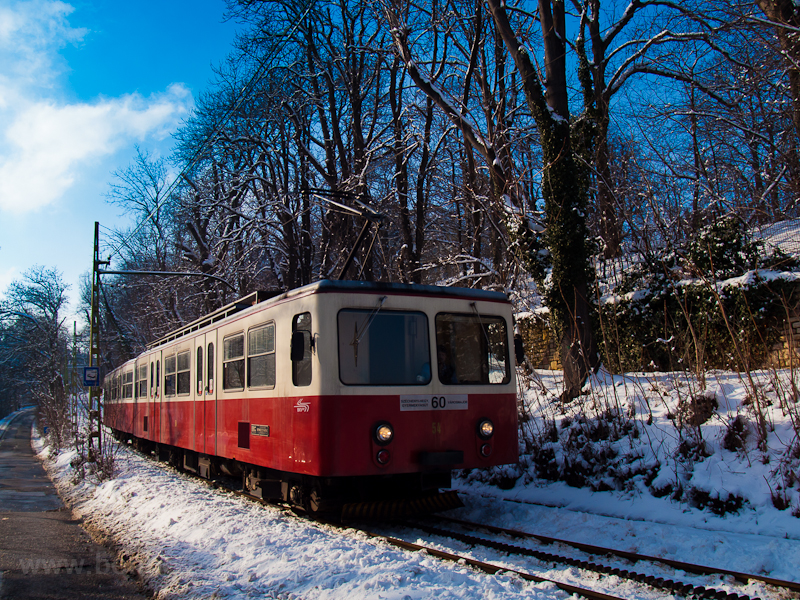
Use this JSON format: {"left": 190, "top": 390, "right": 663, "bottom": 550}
{"left": 133, "top": 359, "right": 141, "bottom": 437}
{"left": 144, "top": 354, "right": 154, "bottom": 441}
{"left": 203, "top": 332, "right": 218, "bottom": 455}
{"left": 160, "top": 350, "right": 168, "bottom": 446}
{"left": 193, "top": 335, "right": 205, "bottom": 454}
{"left": 151, "top": 351, "right": 162, "bottom": 443}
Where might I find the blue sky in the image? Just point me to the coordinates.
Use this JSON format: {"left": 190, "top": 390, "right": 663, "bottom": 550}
{"left": 0, "top": 0, "right": 241, "bottom": 321}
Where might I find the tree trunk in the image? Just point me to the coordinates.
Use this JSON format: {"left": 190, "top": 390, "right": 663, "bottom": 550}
{"left": 487, "top": 0, "right": 599, "bottom": 398}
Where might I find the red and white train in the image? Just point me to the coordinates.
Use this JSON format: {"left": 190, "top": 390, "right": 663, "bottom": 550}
{"left": 104, "top": 280, "right": 518, "bottom": 515}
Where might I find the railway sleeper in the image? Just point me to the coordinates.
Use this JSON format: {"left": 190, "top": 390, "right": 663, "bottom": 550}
{"left": 409, "top": 520, "right": 764, "bottom": 600}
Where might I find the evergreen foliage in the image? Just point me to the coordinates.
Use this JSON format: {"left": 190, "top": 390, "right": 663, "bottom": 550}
{"left": 600, "top": 216, "right": 800, "bottom": 373}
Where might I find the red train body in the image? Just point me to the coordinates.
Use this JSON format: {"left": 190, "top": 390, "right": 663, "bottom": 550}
{"left": 104, "top": 280, "right": 518, "bottom": 512}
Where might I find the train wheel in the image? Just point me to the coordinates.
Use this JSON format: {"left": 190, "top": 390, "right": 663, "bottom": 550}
{"left": 288, "top": 484, "right": 305, "bottom": 509}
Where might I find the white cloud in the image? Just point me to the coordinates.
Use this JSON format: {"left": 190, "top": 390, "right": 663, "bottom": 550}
{"left": 0, "top": 1, "right": 194, "bottom": 214}
{"left": 0, "top": 0, "right": 86, "bottom": 93}
{"left": 0, "top": 266, "right": 17, "bottom": 299}
{"left": 0, "top": 86, "right": 193, "bottom": 213}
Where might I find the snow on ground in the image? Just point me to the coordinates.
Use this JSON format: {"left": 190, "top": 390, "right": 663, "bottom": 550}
{"left": 29, "top": 367, "right": 800, "bottom": 600}
{"left": 755, "top": 218, "right": 800, "bottom": 257}
{"left": 444, "top": 489, "right": 800, "bottom": 598}
{"left": 505, "top": 368, "right": 800, "bottom": 539}
{"left": 34, "top": 434, "right": 558, "bottom": 600}
{"left": 0, "top": 406, "right": 33, "bottom": 440}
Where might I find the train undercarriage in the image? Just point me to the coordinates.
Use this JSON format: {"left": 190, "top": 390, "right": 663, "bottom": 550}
{"left": 110, "top": 428, "right": 461, "bottom": 519}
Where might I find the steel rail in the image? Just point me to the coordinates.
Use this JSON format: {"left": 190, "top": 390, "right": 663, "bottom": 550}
{"left": 432, "top": 514, "right": 800, "bottom": 594}
{"left": 349, "top": 526, "right": 626, "bottom": 600}
{"left": 398, "top": 517, "right": 766, "bottom": 600}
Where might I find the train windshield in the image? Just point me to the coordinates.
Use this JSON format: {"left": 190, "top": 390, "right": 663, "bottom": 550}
{"left": 435, "top": 313, "right": 510, "bottom": 384}
{"left": 338, "top": 309, "right": 430, "bottom": 385}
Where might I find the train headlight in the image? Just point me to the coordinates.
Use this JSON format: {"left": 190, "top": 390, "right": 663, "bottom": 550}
{"left": 477, "top": 419, "right": 494, "bottom": 439}
{"left": 374, "top": 422, "right": 394, "bottom": 445}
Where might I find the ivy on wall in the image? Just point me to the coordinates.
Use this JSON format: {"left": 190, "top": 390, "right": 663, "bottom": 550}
{"left": 599, "top": 216, "right": 800, "bottom": 373}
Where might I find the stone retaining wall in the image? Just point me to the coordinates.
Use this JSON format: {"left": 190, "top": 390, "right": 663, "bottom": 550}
{"left": 516, "top": 312, "right": 561, "bottom": 371}
{"left": 770, "top": 311, "right": 800, "bottom": 368}
{"left": 518, "top": 308, "right": 800, "bottom": 373}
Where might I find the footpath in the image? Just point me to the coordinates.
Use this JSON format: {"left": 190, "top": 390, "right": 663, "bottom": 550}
{"left": 0, "top": 408, "right": 146, "bottom": 599}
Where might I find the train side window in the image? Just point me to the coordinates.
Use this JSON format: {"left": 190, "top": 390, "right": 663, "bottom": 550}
{"left": 164, "top": 354, "right": 177, "bottom": 396}
{"left": 207, "top": 343, "right": 214, "bottom": 393}
{"left": 223, "top": 334, "right": 245, "bottom": 390}
{"left": 138, "top": 365, "right": 147, "bottom": 398}
{"left": 177, "top": 350, "right": 191, "bottom": 395}
{"left": 435, "top": 313, "right": 510, "bottom": 385}
{"left": 123, "top": 371, "right": 133, "bottom": 399}
{"left": 156, "top": 360, "right": 160, "bottom": 394}
{"left": 291, "top": 313, "right": 312, "bottom": 387}
{"left": 248, "top": 323, "right": 275, "bottom": 389}
{"left": 196, "top": 347, "right": 204, "bottom": 395}
{"left": 150, "top": 362, "right": 154, "bottom": 396}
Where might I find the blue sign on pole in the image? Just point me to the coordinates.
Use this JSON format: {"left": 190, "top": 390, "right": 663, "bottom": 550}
{"left": 83, "top": 366, "right": 100, "bottom": 387}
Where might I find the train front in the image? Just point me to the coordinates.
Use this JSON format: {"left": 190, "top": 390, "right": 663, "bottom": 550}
{"left": 311, "top": 282, "right": 519, "bottom": 514}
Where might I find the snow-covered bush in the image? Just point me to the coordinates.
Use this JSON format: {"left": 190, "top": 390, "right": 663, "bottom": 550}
{"left": 599, "top": 216, "right": 800, "bottom": 373}
{"left": 480, "top": 367, "right": 800, "bottom": 519}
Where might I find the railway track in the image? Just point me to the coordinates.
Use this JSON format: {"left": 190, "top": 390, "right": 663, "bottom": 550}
{"left": 371, "top": 515, "right": 800, "bottom": 600}
{"left": 136, "top": 448, "right": 795, "bottom": 600}
{"left": 428, "top": 515, "right": 800, "bottom": 594}
{"left": 197, "top": 476, "right": 627, "bottom": 599}
{"left": 204, "top": 475, "right": 785, "bottom": 600}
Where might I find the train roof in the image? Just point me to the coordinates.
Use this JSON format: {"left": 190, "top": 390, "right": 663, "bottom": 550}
{"left": 307, "top": 279, "right": 510, "bottom": 301}
{"left": 147, "top": 280, "right": 510, "bottom": 349}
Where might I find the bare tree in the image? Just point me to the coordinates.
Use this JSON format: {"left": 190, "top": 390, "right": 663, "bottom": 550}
{"left": 486, "top": 0, "right": 600, "bottom": 399}
{"left": 752, "top": 0, "right": 800, "bottom": 142}
{"left": 620, "top": 2, "right": 799, "bottom": 234}
{"left": 0, "top": 267, "right": 70, "bottom": 446}
{"left": 91, "top": 0, "right": 798, "bottom": 401}
{"left": 382, "top": 0, "right": 598, "bottom": 397}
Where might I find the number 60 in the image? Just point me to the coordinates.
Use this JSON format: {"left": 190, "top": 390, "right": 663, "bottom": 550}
{"left": 431, "top": 396, "right": 447, "bottom": 409}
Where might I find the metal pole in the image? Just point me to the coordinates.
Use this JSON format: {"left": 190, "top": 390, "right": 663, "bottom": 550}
{"left": 87, "top": 221, "right": 107, "bottom": 462}
{"left": 71, "top": 321, "right": 78, "bottom": 447}
{"left": 338, "top": 220, "right": 373, "bottom": 280}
